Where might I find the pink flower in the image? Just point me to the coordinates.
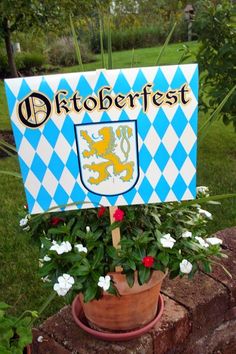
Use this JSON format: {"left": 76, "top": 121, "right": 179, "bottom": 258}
{"left": 142, "top": 256, "right": 155, "bottom": 268}
{"left": 98, "top": 206, "right": 106, "bottom": 218}
{"left": 113, "top": 208, "right": 125, "bottom": 222}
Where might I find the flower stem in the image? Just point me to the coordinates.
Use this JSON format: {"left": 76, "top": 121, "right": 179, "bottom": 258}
{"left": 30, "top": 291, "right": 56, "bottom": 326}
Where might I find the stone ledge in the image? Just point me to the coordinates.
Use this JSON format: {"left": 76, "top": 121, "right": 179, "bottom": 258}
{"left": 32, "top": 227, "right": 236, "bottom": 354}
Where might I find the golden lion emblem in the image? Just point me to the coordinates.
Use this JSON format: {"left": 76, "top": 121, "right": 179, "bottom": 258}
{"left": 80, "top": 126, "right": 134, "bottom": 185}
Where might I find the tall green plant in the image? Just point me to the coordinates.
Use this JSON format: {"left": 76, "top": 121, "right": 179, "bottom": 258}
{"left": 107, "top": 16, "right": 112, "bottom": 70}
{"left": 155, "top": 22, "right": 177, "bottom": 65}
{"left": 69, "top": 15, "right": 84, "bottom": 72}
{"left": 99, "top": 14, "right": 105, "bottom": 68}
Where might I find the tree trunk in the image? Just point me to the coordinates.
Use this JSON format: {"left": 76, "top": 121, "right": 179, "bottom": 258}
{"left": 3, "top": 18, "right": 18, "bottom": 78}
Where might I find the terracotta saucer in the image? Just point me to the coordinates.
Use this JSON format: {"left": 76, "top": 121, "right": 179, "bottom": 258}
{"left": 72, "top": 294, "right": 164, "bottom": 341}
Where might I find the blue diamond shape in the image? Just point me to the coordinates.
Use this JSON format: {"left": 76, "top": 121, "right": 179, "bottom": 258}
{"left": 76, "top": 75, "right": 93, "bottom": 96}
{"left": 139, "top": 144, "right": 152, "bottom": 173}
{"left": 31, "top": 154, "right": 47, "bottom": 181}
{"left": 154, "top": 143, "right": 169, "bottom": 171}
{"left": 37, "top": 186, "right": 52, "bottom": 211}
{"left": 94, "top": 72, "right": 110, "bottom": 93}
{"left": 61, "top": 117, "right": 74, "bottom": 146}
{"left": 189, "top": 66, "right": 199, "bottom": 100}
{"left": 132, "top": 69, "right": 147, "bottom": 92}
{"left": 70, "top": 182, "right": 86, "bottom": 202}
{"left": 4, "top": 83, "right": 16, "bottom": 116}
{"left": 172, "top": 142, "right": 187, "bottom": 170}
{"left": 100, "top": 111, "right": 111, "bottom": 122}
{"left": 155, "top": 175, "right": 170, "bottom": 200}
{"left": 189, "top": 175, "right": 196, "bottom": 196}
{"left": 81, "top": 112, "right": 92, "bottom": 124}
{"left": 153, "top": 108, "right": 169, "bottom": 139}
{"left": 189, "top": 142, "right": 197, "bottom": 167}
{"left": 66, "top": 150, "right": 79, "bottom": 179}
{"left": 138, "top": 177, "right": 153, "bottom": 201}
{"left": 113, "top": 71, "right": 131, "bottom": 94}
{"left": 153, "top": 68, "right": 169, "bottom": 92}
{"left": 87, "top": 192, "right": 102, "bottom": 206}
{"left": 43, "top": 120, "right": 60, "bottom": 148}
{"left": 17, "top": 79, "right": 31, "bottom": 101}
{"left": 25, "top": 188, "right": 36, "bottom": 213}
{"left": 106, "top": 195, "right": 119, "bottom": 205}
{"left": 18, "top": 156, "right": 29, "bottom": 181}
{"left": 170, "top": 66, "right": 187, "bottom": 89}
{"left": 48, "top": 152, "right": 65, "bottom": 180}
{"left": 119, "top": 110, "right": 130, "bottom": 121}
{"left": 123, "top": 188, "right": 137, "bottom": 204}
{"left": 171, "top": 106, "right": 188, "bottom": 138}
{"left": 172, "top": 175, "right": 187, "bottom": 200}
{"left": 39, "top": 78, "right": 54, "bottom": 100}
{"left": 53, "top": 184, "right": 69, "bottom": 206}
{"left": 11, "top": 122, "right": 23, "bottom": 148}
{"left": 137, "top": 111, "right": 151, "bottom": 140}
{"left": 24, "top": 129, "right": 41, "bottom": 150}
{"left": 189, "top": 107, "right": 198, "bottom": 134}
{"left": 57, "top": 78, "right": 73, "bottom": 97}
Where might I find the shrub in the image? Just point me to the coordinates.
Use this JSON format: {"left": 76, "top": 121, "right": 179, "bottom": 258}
{"left": 48, "top": 36, "right": 95, "bottom": 67}
{"left": 15, "top": 52, "right": 46, "bottom": 75}
{"left": 195, "top": 0, "right": 236, "bottom": 129}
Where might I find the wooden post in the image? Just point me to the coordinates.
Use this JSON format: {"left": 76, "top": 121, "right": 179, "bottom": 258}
{"left": 109, "top": 206, "right": 122, "bottom": 272}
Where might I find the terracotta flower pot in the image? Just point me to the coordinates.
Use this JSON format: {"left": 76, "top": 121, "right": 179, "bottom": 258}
{"left": 79, "top": 270, "right": 166, "bottom": 331}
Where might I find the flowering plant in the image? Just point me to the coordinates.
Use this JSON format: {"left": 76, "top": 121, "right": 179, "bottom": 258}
{"left": 22, "top": 187, "right": 227, "bottom": 303}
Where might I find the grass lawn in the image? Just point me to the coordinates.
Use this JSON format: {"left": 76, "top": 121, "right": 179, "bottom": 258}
{"left": 0, "top": 40, "right": 236, "bottom": 317}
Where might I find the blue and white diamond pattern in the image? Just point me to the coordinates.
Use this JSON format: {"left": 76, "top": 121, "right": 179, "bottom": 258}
{"left": 5, "top": 64, "right": 198, "bottom": 214}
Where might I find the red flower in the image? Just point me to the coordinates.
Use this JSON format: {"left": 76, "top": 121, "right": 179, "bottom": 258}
{"left": 142, "top": 256, "right": 155, "bottom": 268}
{"left": 51, "top": 217, "right": 64, "bottom": 226}
{"left": 98, "top": 206, "right": 106, "bottom": 218}
{"left": 113, "top": 208, "right": 125, "bottom": 222}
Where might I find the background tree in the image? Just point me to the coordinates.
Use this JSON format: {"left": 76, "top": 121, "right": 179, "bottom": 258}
{"left": 0, "top": 0, "right": 111, "bottom": 78}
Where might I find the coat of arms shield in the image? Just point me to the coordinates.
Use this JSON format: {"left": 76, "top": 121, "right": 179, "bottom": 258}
{"left": 75, "top": 120, "right": 139, "bottom": 196}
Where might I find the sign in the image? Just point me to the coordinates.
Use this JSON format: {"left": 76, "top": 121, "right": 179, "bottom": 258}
{"left": 5, "top": 64, "right": 198, "bottom": 214}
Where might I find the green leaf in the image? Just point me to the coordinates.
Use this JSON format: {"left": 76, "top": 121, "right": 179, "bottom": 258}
{"left": 72, "top": 265, "right": 90, "bottom": 276}
{"left": 158, "top": 252, "right": 169, "bottom": 267}
{"left": 69, "top": 15, "right": 84, "bottom": 71}
{"left": 0, "top": 302, "right": 10, "bottom": 310}
{"left": 138, "top": 265, "right": 151, "bottom": 285}
{"left": 84, "top": 284, "right": 97, "bottom": 303}
{"left": 155, "top": 22, "right": 177, "bottom": 65}
{"left": 107, "top": 15, "right": 112, "bottom": 69}
{"left": 126, "top": 272, "right": 134, "bottom": 288}
{"left": 92, "top": 245, "right": 104, "bottom": 269}
{"left": 106, "top": 246, "right": 117, "bottom": 259}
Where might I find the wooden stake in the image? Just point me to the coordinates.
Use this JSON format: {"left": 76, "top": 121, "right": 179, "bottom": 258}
{"left": 109, "top": 206, "right": 122, "bottom": 272}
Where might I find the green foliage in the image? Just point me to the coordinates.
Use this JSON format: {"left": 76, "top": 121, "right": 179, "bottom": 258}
{"left": 0, "top": 50, "right": 45, "bottom": 78}
{"left": 195, "top": 0, "right": 236, "bottom": 129}
{"left": 30, "top": 188, "right": 226, "bottom": 302}
{"left": 0, "top": 302, "right": 36, "bottom": 353}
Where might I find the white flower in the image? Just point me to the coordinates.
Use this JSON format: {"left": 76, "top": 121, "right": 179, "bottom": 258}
{"left": 37, "top": 336, "right": 44, "bottom": 343}
{"left": 160, "top": 233, "right": 176, "bottom": 249}
{"left": 197, "top": 186, "right": 209, "bottom": 196}
{"left": 19, "top": 217, "right": 28, "bottom": 227}
{"left": 86, "top": 226, "right": 91, "bottom": 233}
{"left": 180, "top": 259, "right": 193, "bottom": 274}
{"left": 43, "top": 255, "right": 51, "bottom": 262}
{"left": 182, "top": 231, "right": 192, "bottom": 238}
{"left": 75, "top": 244, "right": 88, "bottom": 253}
{"left": 198, "top": 208, "right": 212, "bottom": 220}
{"left": 23, "top": 225, "right": 30, "bottom": 231}
{"left": 50, "top": 241, "right": 72, "bottom": 255}
{"left": 206, "top": 237, "right": 223, "bottom": 246}
{"left": 195, "top": 236, "right": 209, "bottom": 248}
{"left": 98, "top": 275, "right": 111, "bottom": 291}
{"left": 53, "top": 273, "right": 75, "bottom": 296}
